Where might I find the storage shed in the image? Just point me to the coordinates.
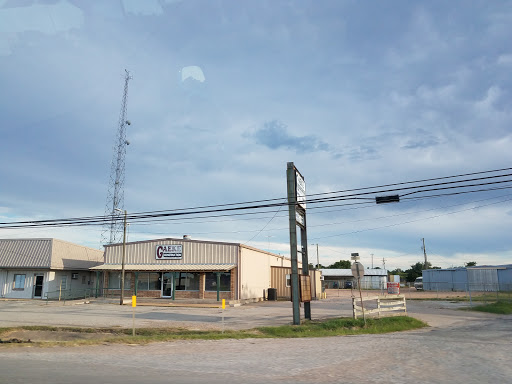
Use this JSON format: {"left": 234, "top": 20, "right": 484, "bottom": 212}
{"left": 422, "top": 265, "right": 512, "bottom": 292}
{"left": 0, "top": 238, "right": 103, "bottom": 299}
{"left": 320, "top": 268, "right": 388, "bottom": 290}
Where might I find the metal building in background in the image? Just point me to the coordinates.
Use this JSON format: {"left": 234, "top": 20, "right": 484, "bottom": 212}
{"left": 422, "top": 265, "right": 512, "bottom": 292}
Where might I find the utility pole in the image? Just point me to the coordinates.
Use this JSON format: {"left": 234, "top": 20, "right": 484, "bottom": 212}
{"left": 422, "top": 238, "right": 428, "bottom": 269}
{"left": 371, "top": 253, "right": 374, "bottom": 269}
{"left": 115, "top": 209, "right": 127, "bottom": 305}
{"left": 382, "top": 257, "right": 386, "bottom": 270}
{"left": 101, "top": 69, "right": 132, "bottom": 247}
{"left": 315, "top": 244, "right": 319, "bottom": 269}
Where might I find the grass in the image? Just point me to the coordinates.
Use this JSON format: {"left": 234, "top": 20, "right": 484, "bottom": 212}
{"left": 0, "top": 316, "right": 427, "bottom": 347}
{"left": 408, "top": 292, "right": 512, "bottom": 302}
{"left": 469, "top": 301, "right": 512, "bottom": 315}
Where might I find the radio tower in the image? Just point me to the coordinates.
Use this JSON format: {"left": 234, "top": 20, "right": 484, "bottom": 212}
{"left": 101, "top": 69, "right": 132, "bottom": 246}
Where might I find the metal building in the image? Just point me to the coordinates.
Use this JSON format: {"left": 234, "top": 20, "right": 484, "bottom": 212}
{"left": 0, "top": 238, "right": 103, "bottom": 299}
{"left": 320, "top": 268, "right": 388, "bottom": 290}
{"left": 422, "top": 265, "right": 512, "bottom": 292}
{"left": 91, "top": 236, "right": 320, "bottom": 302}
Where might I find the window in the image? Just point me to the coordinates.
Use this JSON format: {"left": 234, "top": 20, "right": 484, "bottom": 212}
{"left": 286, "top": 274, "right": 291, "bottom": 287}
{"left": 205, "top": 272, "right": 230, "bottom": 292}
{"left": 108, "top": 272, "right": 131, "bottom": 289}
{"left": 175, "top": 272, "right": 200, "bottom": 291}
{"left": 13, "top": 274, "right": 26, "bottom": 290}
{"left": 82, "top": 275, "right": 86, "bottom": 284}
{"left": 137, "top": 273, "right": 161, "bottom": 291}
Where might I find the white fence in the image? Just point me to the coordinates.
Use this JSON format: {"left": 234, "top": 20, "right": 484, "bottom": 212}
{"left": 352, "top": 295, "right": 407, "bottom": 319}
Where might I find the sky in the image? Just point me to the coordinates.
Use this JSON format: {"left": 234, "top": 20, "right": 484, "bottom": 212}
{"left": 1, "top": 0, "right": 512, "bottom": 271}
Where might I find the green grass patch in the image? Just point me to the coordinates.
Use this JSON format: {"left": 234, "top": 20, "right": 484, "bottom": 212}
{"left": 0, "top": 316, "right": 427, "bottom": 347}
{"left": 258, "top": 316, "right": 426, "bottom": 338}
{"left": 470, "top": 301, "right": 512, "bottom": 315}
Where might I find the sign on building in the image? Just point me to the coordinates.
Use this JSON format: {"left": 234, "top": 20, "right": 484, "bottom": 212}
{"left": 156, "top": 245, "right": 183, "bottom": 260}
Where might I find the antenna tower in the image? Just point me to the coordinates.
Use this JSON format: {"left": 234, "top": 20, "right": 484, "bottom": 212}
{"left": 101, "top": 69, "right": 132, "bottom": 246}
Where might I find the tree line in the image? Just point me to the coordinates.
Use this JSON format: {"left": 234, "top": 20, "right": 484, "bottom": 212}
{"left": 313, "top": 260, "right": 478, "bottom": 282}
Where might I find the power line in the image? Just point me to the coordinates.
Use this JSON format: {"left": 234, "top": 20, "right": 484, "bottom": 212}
{"left": 1, "top": 168, "right": 511, "bottom": 230}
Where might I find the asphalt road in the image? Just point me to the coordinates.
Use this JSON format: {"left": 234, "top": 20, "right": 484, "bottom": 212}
{"left": 0, "top": 297, "right": 510, "bottom": 383}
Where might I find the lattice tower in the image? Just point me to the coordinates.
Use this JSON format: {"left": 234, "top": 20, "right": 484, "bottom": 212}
{"left": 101, "top": 69, "right": 132, "bottom": 246}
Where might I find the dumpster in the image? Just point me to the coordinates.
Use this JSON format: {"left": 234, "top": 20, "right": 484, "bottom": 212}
{"left": 267, "top": 288, "right": 277, "bottom": 301}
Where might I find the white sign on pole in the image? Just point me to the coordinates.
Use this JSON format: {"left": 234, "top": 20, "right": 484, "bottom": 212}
{"left": 295, "top": 210, "right": 305, "bottom": 226}
{"left": 296, "top": 171, "right": 306, "bottom": 209}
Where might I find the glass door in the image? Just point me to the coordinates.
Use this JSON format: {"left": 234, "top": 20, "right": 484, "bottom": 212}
{"left": 33, "top": 275, "right": 44, "bottom": 298}
{"left": 161, "top": 272, "right": 173, "bottom": 297}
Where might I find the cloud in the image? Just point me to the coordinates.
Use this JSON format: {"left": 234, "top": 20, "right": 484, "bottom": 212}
{"left": 0, "top": 1, "right": 84, "bottom": 55}
{"left": 249, "top": 120, "right": 331, "bottom": 153}
{"left": 122, "top": 0, "right": 163, "bottom": 16}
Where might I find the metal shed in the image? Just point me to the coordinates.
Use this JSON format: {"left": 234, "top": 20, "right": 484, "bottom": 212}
{"left": 422, "top": 265, "right": 512, "bottom": 292}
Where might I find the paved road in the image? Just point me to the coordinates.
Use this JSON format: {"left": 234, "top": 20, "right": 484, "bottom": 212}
{"left": 0, "top": 298, "right": 510, "bottom": 383}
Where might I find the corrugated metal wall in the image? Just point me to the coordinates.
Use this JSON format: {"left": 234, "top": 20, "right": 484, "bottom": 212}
{"left": 105, "top": 238, "right": 239, "bottom": 266}
{"left": 423, "top": 267, "right": 511, "bottom": 291}
{"left": 359, "top": 276, "right": 387, "bottom": 290}
{"left": 468, "top": 268, "right": 499, "bottom": 291}
{"left": 498, "top": 268, "right": 512, "bottom": 290}
{"left": 270, "top": 267, "right": 318, "bottom": 299}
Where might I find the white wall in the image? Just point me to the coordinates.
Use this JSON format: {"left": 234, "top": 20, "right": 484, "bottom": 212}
{"left": 0, "top": 269, "right": 6, "bottom": 297}
{"left": 2, "top": 270, "right": 47, "bottom": 299}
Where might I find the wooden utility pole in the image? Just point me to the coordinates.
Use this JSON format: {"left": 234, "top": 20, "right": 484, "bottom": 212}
{"left": 422, "top": 238, "right": 428, "bottom": 269}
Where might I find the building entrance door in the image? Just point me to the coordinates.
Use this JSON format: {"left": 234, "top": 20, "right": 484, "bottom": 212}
{"left": 34, "top": 275, "right": 44, "bottom": 298}
{"left": 161, "top": 272, "right": 173, "bottom": 297}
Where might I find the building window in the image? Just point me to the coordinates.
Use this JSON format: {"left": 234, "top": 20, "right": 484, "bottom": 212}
{"left": 137, "top": 273, "right": 161, "bottom": 291}
{"left": 175, "top": 272, "right": 200, "bottom": 291}
{"left": 13, "top": 274, "right": 26, "bottom": 290}
{"left": 108, "top": 272, "right": 131, "bottom": 289}
{"left": 205, "top": 272, "right": 230, "bottom": 292}
{"left": 286, "top": 274, "right": 291, "bottom": 287}
{"left": 82, "top": 275, "right": 86, "bottom": 284}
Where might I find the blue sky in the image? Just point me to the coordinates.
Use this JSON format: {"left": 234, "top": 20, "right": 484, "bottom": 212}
{"left": 1, "top": 0, "right": 512, "bottom": 270}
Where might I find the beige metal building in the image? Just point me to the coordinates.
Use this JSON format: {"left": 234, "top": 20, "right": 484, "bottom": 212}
{"left": 92, "top": 236, "right": 320, "bottom": 302}
{"left": 0, "top": 238, "right": 103, "bottom": 299}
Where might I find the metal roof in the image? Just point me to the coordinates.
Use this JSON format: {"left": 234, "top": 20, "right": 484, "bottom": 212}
{"left": 320, "top": 268, "right": 388, "bottom": 277}
{"left": 0, "top": 238, "right": 103, "bottom": 270}
{"left": 0, "top": 238, "right": 52, "bottom": 268}
{"left": 91, "top": 264, "right": 236, "bottom": 271}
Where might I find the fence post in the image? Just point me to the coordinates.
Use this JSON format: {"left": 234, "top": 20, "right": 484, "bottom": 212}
{"left": 468, "top": 283, "right": 473, "bottom": 307}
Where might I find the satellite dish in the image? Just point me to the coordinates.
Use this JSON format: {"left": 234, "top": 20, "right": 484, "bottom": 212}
{"left": 125, "top": 120, "right": 131, "bottom": 125}
{"left": 125, "top": 140, "right": 130, "bottom": 145}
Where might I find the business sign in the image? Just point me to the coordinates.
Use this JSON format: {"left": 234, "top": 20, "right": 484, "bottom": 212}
{"left": 296, "top": 171, "right": 306, "bottom": 209}
{"left": 296, "top": 210, "right": 305, "bottom": 226}
{"left": 156, "top": 244, "right": 183, "bottom": 260}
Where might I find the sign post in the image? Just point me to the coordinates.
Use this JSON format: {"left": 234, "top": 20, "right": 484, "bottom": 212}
{"left": 287, "top": 162, "right": 311, "bottom": 325}
{"left": 351, "top": 254, "right": 366, "bottom": 325}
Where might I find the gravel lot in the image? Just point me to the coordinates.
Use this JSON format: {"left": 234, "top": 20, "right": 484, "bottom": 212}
{"left": 1, "top": 291, "right": 510, "bottom": 383}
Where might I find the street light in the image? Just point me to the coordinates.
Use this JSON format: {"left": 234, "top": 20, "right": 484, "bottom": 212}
{"left": 114, "top": 208, "right": 127, "bottom": 305}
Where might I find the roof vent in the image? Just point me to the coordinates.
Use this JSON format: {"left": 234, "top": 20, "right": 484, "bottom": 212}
{"left": 183, "top": 235, "right": 191, "bottom": 240}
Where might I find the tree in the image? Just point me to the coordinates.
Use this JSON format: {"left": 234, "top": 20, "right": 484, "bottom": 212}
{"left": 405, "top": 261, "right": 433, "bottom": 282}
{"left": 465, "top": 261, "right": 477, "bottom": 267}
{"left": 326, "top": 260, "right": 351, "bottom": 269}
